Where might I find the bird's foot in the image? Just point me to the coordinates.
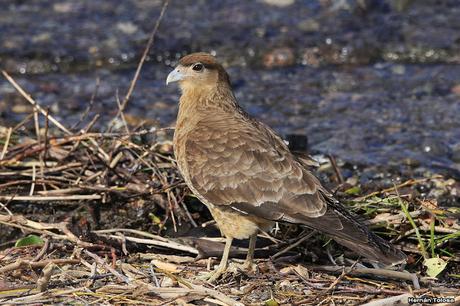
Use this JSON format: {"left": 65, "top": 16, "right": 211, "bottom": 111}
{"left": 197, "top": 263, "right": 227, "bottom": 283}
{"left": 228, "top": 260, "right": 258, "bottom": 273}
{"left": 197, "top": 260, "right": 257, "bottom": 283}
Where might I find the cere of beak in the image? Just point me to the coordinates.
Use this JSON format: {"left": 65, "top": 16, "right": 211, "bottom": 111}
{"left": 166, "top": 69, "right": 184, "bottom": 85}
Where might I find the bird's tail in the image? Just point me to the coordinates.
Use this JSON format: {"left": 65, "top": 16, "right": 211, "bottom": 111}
{"left": 331, "top": 230, "right": 407, "bottom": 265}
{"left": 303, "top": 198, "right": 406, "bottom": 265}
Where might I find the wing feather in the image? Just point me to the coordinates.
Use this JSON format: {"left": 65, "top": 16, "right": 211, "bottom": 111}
{"left": 182, "top": 114, "right": 327, "bottom": 220}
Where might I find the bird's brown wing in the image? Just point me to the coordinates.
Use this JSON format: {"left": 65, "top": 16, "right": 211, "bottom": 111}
{"left": 181, "top": 112, "right": 406, "bottom": 264}
{"left": 182, "top": 112, "right": 332, "bottom": 222}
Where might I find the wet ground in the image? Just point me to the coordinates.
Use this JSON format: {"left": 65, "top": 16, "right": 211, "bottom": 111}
{"left": 1, "top": 0, "right": 460, "bottom": 176}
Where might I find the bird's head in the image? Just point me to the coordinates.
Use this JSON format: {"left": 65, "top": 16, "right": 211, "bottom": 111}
{"left": 166, "top": 52, "right": 230, "bottom": 92}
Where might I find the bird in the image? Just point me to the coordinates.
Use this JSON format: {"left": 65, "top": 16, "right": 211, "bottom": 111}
{"left": 166, "top": 52, "right": 406, "bottom": 282}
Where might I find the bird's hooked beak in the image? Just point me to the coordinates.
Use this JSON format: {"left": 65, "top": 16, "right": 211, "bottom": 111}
{"left": 166, "top": 68, "right": 185, "bottom": 85}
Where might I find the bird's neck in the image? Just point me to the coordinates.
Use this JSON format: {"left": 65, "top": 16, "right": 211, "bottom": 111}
{"left": 174, "top": 83, "right": 237, "bottom": 137}
{"left": 178, "top": 84, "right": 233, "bottom": 117}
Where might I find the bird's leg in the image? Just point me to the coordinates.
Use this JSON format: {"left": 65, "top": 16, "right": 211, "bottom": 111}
{"left": 228, "top": 233, "right": 258, "bottom": 273}
{"left": 242, "top": 233, "right": 257, "bottom": 270}
{"left": 206, "top": 236, "right": 233, "bottom": 283}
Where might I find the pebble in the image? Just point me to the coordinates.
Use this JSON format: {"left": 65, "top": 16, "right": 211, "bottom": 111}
{"left": 263, "top": 0, "right": 295, "bottom": 7}
{"left": 12, "top": 104, "right": 30, "bottom": 113}
{"left": 391, "top": 65, "right": 406, "bottom": 75}
{"left": 298, "top": 19, "right": 320, "bottom": 32}
{"left": 53, "top": 2, "right": 74, "bottom": 13}
{"left": 301, "top": 47, "right": 321, "bottom": 67}
{"left": 450, "top": 84, "right": 460, "bottom": 96}
{"left": 116, "top": 22, "right": 138, "bottom": 35}
{"left": 263, "top": 47, "right": 295, "bottom": 68}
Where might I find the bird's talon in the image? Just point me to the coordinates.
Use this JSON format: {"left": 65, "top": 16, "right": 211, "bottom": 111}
{"left": 197, "top": 265, "right": 227, "bottom": 283}
{"left": 241, "top": 261, "right": 258, "bottom": 273}
{"left": 207, "top": 267, "right": 226, "bottom": 283}
{"left": 228, "top": 261, "right": 258, "bottom": 274}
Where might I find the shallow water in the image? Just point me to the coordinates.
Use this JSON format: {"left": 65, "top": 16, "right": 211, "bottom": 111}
{"left": 0, "top": 0, "right": 459, "bottom": 176}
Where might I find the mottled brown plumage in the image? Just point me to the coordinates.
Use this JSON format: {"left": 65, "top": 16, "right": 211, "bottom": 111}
{"left": 167, "top": 53, "right": 406, "bottom": 281}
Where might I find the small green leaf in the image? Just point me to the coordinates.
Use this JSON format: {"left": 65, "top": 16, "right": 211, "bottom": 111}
{"left": 149, "top": 213, "right": 162, "bottom": 225}
{"left": 345, "top": 186, "right": 361, "bottom": 195}
{"left": 15, "top": 235, "right": 45, "bottom": 247}
{"left": 424, "top": 257, "right": 448, "bottom": 278}
{"left": 264, "top": 299, "right": 279, "bottom": 306}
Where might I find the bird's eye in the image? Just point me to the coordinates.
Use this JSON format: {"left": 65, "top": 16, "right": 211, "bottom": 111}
{"left": 192, "top": 63, "right": 204, "bottom": 71}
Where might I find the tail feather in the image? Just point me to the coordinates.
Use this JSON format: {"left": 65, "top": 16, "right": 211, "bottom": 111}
{"left": 300, "top": 196, "right": 407, "bottom": 265}
{"left": 331, "top": 230, "right": 407, "bottom": 265}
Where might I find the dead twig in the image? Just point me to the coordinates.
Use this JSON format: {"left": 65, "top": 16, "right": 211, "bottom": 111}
{"left": 0, "top": 214, "right": 95, "bottom": 248}
{"left": 0, "top": 195, "right": 102, "bottom": 201}
{"left": 93, "top": 230, "right": 199, "bottom": 255}
{"left": 271, "top": 230, "right": 316, "bottom": 259}
{"left": 2, "top": 71, "right": 72, "bottom": 135}
{"left": 328, "top": 154, "right": 344, "bottom": 184}
{"left": 83, "top": 249, "right": 130, "bottom": 283}
{"left": 0, "top": 258, "right": 79, "bottom": 274}
{"left": 0, "top": 127, "right": 13, "bottom": 160}
{"left": 308, "top": 265, "right": 424, "bottom": 288}
{"left": 36, "top": 262, "right": 56, "bottom": 292}
{"left": 354, "top": 178, "right": 433, "bottom": 201}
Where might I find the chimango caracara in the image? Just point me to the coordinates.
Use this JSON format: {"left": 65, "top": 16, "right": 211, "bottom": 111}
{"left": 167, "top": 52, "right": 406, "bottom": 281}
